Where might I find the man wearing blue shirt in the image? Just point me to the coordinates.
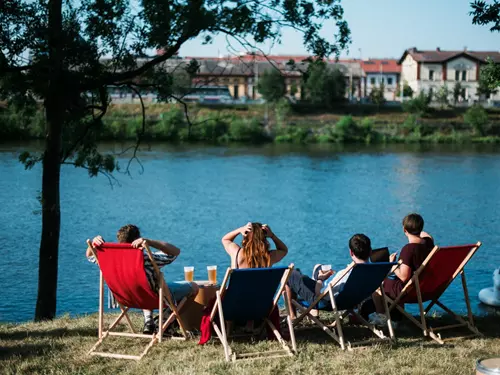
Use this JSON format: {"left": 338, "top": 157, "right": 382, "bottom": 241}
{"left": 285, "top": 234, "right": 372, "bottom": 319}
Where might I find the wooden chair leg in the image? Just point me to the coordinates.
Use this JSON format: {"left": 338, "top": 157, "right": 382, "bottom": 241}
{"left": 329, "top": 287, "right": 346, "bottom": 350}
{"left": 216, "top": 291, "right": 231, "bottom": 361}
{"left": 283, "top": 290, "right": 297, "bottom": 352}
{"left": 414, "top": 279, "right": 428, "bottom": 337}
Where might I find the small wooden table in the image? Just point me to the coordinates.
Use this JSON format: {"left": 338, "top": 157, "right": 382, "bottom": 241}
{"left": 180, "top": 280, "right": 220, "bottom": 331}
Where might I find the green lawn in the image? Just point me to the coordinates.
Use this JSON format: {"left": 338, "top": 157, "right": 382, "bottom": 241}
{"left": 1, "top": 312, "right": 499, "bottom": 375}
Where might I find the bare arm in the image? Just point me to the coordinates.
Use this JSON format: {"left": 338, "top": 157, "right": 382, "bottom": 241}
{"left": 86, "top": 235, "right": 104, "bottom": 258}
{"left": 264, "top": 225, "right": 288, "bottom": 264}
{"left": 132, "top": 238, "right": 180, "bottom": 257}
{"left": 222, "top": 223, "right": 250, "bottom": 256}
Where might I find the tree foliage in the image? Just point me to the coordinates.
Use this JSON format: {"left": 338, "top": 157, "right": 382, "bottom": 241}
{"left": 369, "top": 83, "right": 386, "bottom": 108}
{"left": 435, "top": 85, "right": 449, "bottom": 108}
{"left": 470, "top": 1, "right": 500, "bottom": 93}
{"left": 304, "top": 61, "right": 346, "bottom": 108}
{"left": 257, "top": 69, "right": 286, "bottom": 103}
{"left": 0, "top": 0, "right": 351, "bottom": 320}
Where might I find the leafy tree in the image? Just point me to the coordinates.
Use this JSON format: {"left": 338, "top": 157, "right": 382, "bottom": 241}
{"left": 464, "top": 105, "right": 489, "bottom": 135}
{"left": 403, "top": 91, "right": 432, "bottom": 116}
{"left": 289, "top": 82, "right": 298, "bottom": 98}
{"left": 305, "top": 61, "right": 346, "bottom": 108}
{"left": 369, "top": 83, "right": 386, "bottom": 108}
{"left": 435, "top": 85, "right": 449, "bottom": 109}
{"left": 403, "top": 82, "right": 414, "bottom": 98}
{"left": 471, "top": 1, "right": 500, "bottom": 89}
{"left": 257, "top": 69, "right": 286, "bottom": 103}
{"left": 453, "top": 82, "right": 464, "bottom": 105}
{"left": 0, "top": 0, "right": 350, "bottom": 321}
{"left": 478, "top": 60, "right": 500, "bottom": 99}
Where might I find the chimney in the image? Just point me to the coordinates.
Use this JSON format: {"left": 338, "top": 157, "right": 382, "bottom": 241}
{"left": 409, "top": 47, "right": 417, "bottom": 53}
{"left": 464, "top": 46, "right": 468, "bottom": 52}
{"left": 436, "top": 47, "right": 441, "bottom": 52}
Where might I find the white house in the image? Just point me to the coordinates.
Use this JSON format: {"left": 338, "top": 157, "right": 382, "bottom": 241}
{"left": 399, "top": 47, "right": 500, "bottom": 103}
{"left": 360, "top": 59, "right": 401, "bottom": 101}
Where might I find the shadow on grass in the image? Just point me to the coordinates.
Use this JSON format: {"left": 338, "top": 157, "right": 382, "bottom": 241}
{"left": 0, "top": 327, "right": 97, "bottom": 341}
{"left": 0, "top": 342, "right": 65, "bottom": 360}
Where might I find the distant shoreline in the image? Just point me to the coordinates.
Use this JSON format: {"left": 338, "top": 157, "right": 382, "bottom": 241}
{"left": 2, "top": 103, "right": 500, "bottom": 144}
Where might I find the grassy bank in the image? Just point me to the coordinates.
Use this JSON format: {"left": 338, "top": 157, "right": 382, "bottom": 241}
{"left": 1, "top": 312, "right": 500, "bottom": 374}
{"left": 2, "top": 103, "right": 500, "bottom": 144}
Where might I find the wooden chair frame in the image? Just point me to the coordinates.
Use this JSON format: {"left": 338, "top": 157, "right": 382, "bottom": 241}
{"left": 292, "top": 263, "right": 396, "bottom": 350}
{"left": 86, "top": 240, "right": 189, "bottom": 360}
{"left": 209, "top": 265, "right": 297, "bottom": 362}
{"left": 386, "top": 242, "right": 483, "bottom": 345}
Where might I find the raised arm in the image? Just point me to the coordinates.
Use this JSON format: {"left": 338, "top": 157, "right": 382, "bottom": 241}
{"left": 263, "top": 224, "right": 289, "bottom": 264}
{"left": 222, "top": 223, "right": 250, "bottom": 256}
{"left": 86, "top": 235, "right": 104, "bottom": 258}
{"left": 132, "top": 238, "right": 181, "bottom": 257}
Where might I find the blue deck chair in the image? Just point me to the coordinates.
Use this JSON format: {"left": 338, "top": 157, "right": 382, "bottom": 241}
{"left": 209, "top": 265, "right": 297, "bottom": 361}
{"left": 292, "top": 262, "right": 397, "bottom": 350}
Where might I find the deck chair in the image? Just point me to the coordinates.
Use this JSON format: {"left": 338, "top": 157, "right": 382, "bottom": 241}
{"left": 386, "top": 242, "right": 482, "bottom": 344}
{"left": 86, "top": 240, "right": 189, "bottom": 360}
{"left": 209, "top": 265, "right": 296, "bottom": 362}
{"left": 293, "top": 262, "right": 397, "bottom": 350}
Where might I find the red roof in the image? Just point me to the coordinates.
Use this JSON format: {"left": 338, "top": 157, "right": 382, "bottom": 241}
{"left": 399, "top": 48, "right": 500, "bottom": 64}
{"left": 359, "top": 59, "right": 401, "bottom": 73}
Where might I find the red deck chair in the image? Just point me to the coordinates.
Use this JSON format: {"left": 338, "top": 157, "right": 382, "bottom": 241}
{"left": 86, "top": 240, "right": 188, "bottom": 360}
{"left": 386, "top": 242, "right": 482, "bottom": 344}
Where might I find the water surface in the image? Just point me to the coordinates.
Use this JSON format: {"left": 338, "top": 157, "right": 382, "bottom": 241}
{"left": 1, "top": 142, "right": 499, "bottom": 322}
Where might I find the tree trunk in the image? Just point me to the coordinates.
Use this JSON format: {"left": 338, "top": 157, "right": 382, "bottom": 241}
{"left": 35, "top": 0, "right": 64, "bottom": 321}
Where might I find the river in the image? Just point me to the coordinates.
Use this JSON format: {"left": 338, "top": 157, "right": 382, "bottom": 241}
{"left": 1, "top": 142, "right": 500, "bottom": 322}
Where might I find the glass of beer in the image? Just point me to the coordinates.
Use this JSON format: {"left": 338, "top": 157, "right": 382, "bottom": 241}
{"left": 321, "top": 264, "right": 332, "bottom": 272}
{"left": 207, "top": 265, "right": 217, "bottom": 285}
{"left": 184, "top": 266, "right": 194, "bottom": 282}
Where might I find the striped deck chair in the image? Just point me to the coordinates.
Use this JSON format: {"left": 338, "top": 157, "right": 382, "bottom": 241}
{"left": 209, "top": 265, "right": 296, "bottom": 361}
{"left": 386, "top": 242, "right": 482, "bottom": 344}
{"left": 293, "top": 262, "right": 398, "bottom": 350}
{"left": 86, "top": 240, "right": 188, "bottom": 360}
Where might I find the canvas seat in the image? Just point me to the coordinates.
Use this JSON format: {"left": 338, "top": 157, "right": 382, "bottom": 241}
{"left": 386, "top": 242, "right": 482, "bottom": 344}
{"left": 86, "top": 241, "right": 188, "bottom": 360}
{"left": 293, "top": 262, "right": 397, "bottom": 350}
{"left": 207, "top": 265, "right": 297, "bottom": 361}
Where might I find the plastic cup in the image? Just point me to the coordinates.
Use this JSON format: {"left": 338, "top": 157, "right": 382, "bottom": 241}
{"left": 321, "top": 264, "right": 332, "bottom": 272}
{"left": 207, "top": 265, "right": 217, "bottom": 284}
{"left": 184, "top": 266, "right": 194, "bottom": 282}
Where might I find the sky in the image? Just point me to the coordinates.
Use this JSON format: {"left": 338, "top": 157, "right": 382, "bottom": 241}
{"left": 178, "top": 0, "right": 499, "bottom": 59}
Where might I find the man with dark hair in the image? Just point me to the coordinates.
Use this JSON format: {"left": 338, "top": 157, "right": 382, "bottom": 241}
{"left": 370, "top": 213, "right": 434, "bottom": 325}
{"left": 285, "top": 234, "right": 372, "bottom": 319}
{"left": 86, "top": 224, "right": 199, "bottom": 334}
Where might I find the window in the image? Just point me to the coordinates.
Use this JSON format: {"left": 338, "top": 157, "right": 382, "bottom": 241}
{"left": 429, "top": 70, "right": 434, "bottom": 81}
{"left": 387, "top": 77, "right": 393, "bottom": 85}
{"left": 429, "top": 87, "right": 434, "bottom": 97}
{"left": 380, "top": 77, "right": 385, "bottom": 84}
{"left": 455, "top": 70, "right": 460, "bottom": 81}
{"left": 462, "top": 70, "right": 467, "bottom": 81}
{"left": 233, "top": 85, "right": 239, "bottom": 99}
{"left": 370, "top": 77, "right": 376, "bottom": 85}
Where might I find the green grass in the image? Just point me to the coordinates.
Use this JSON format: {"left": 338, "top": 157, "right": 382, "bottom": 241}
{"left": 1, "top": 312, "right": 500, "bottom": 374}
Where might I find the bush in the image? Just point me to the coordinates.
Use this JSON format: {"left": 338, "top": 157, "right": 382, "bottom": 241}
{"left": 403, "top": 91, "right": 431, "bottom": 115}
{"left": 274, "top": 125, "right": 312, "bottom": 143}
{"left": 191, "top": 115, "right": 229, "bottom": 142}
{"left": 229, "top": 118, "right": 269, "bottom": 143}
{"left": 464, "top": 105, "right": 489, "bottom": 136}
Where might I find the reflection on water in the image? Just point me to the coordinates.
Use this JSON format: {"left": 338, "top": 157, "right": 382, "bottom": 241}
{"left": 1, "top": 142, "right": 500, "bottom": 322}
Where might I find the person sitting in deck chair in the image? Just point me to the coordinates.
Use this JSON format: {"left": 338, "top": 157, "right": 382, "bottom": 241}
{"left": 285, "top": 233, "right": 372, "bottom": 320}
{"left": 222, "top": 222, "right": 289, "bottom": 270}
{"left": 370, "top": 213, "right": 434, "bottom": 325}
{"left": 86, "top": 224, "right": 199, "bottom": 334}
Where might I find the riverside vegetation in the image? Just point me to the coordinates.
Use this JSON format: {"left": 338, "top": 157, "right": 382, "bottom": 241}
{"left": 1, "top": 100, "right": 500, "bottom": 145}
{"left": 1, "top": 312, "right": 500, "bottom": 375}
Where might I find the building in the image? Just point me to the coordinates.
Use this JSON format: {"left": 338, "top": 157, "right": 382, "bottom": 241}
{"left": 359, "top": 59, "right": 401, "bottom": 101}
{"left": 399, "top": 47, "right": 500, "bottom": 102}
{"left": 167, "top": 52, "right": 365, "bottom": 101}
